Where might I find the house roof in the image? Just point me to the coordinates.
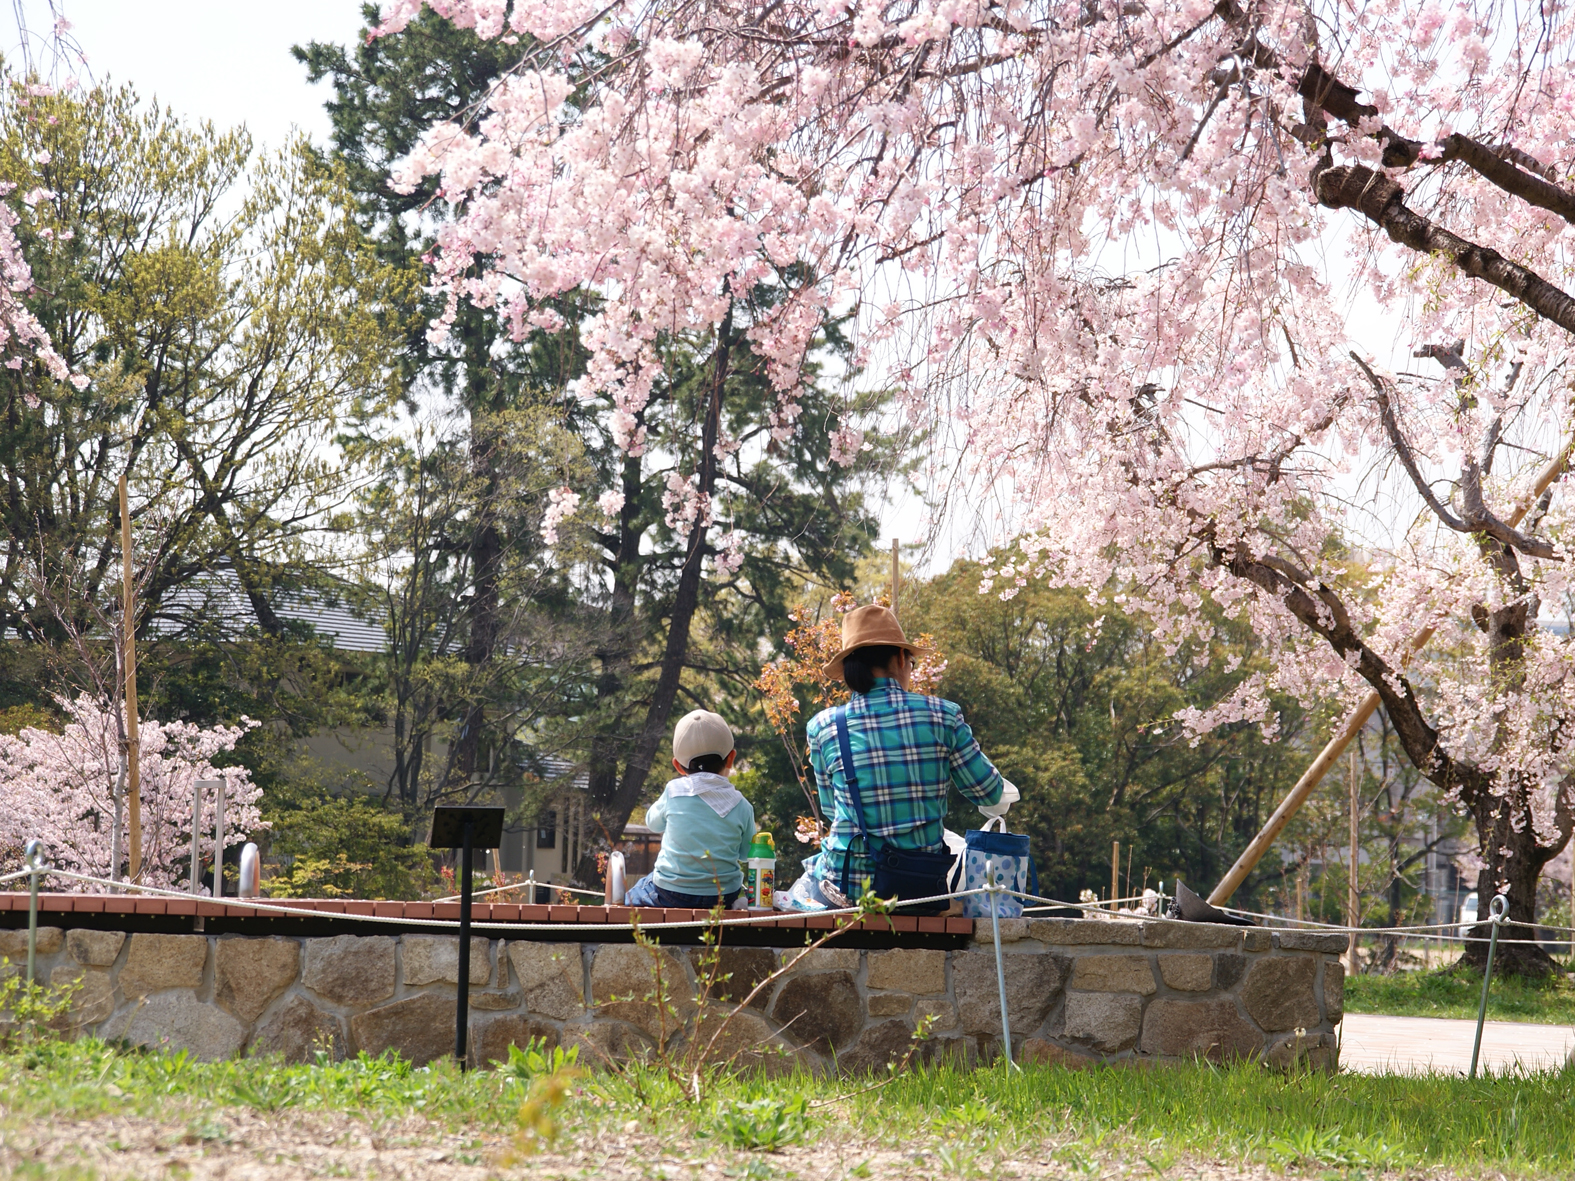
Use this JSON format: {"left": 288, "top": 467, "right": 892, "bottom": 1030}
{"left": 150, "top": 569, "right": 387, "bottom": 653}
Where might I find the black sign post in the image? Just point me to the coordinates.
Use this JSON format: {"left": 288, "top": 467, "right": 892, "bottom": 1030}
{"left": 429, "top": 805, "right": 505, "bottom": 1070}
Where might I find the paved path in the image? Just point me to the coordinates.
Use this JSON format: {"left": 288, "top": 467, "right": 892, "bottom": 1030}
{"left": 1340, "top": 1012, "right": 1575, "bottom": 1074}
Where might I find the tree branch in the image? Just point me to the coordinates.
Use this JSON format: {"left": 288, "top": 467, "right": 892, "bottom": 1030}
{"left": 1352, "top": 353, "right": 1468, "bottom": 531}
{"left": 1316, "top": 164, "right": 1575, "bottom": 336}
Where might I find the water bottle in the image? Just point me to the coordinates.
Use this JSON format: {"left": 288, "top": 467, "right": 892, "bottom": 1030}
{"left": 746, "top": 832, "right": 776, "bottom": 908}
{"left": 605, "top": 850, "right": 626, "bottom": 905}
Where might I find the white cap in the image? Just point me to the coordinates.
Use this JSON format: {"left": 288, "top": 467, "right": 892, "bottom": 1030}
{"left": 672, "top": 709, "right": 735, "bottom": 767}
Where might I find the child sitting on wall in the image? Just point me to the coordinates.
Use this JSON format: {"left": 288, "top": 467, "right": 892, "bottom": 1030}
{"left": 623, "top": 709, "right": 757, "bottom": 909}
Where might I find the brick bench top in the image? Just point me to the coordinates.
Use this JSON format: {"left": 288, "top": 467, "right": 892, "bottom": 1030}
{"left": 0, "top": 892, "right": 976, "bottom": 948}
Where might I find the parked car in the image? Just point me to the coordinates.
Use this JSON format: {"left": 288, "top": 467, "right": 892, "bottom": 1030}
{"left": 1457, "top": 891, "right": 1479, "bottom": 938}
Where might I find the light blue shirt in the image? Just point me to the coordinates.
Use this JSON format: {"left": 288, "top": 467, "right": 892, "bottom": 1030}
{"left": 644, "top": 773, "right": 757, "bottom": 896}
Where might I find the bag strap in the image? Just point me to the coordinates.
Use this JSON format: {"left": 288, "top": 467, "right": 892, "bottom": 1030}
{"left": 983, "top": 815, "right": 1007, "bottom": 833}
{"left": 834, "top": 705, "right": 878, "bottom": 899}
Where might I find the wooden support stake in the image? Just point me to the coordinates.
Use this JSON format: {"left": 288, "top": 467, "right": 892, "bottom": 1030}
{"left": 1348, "top": 751, "right": 1360, "bottom": 973}
{"left": 1209, "top": 440, "right": 1573, "bottom": 906}
{"left": 120, "top": 475, "right": 142, "bottom": 881}
{"left": 890, "top": 539, "right": 900, "bottom": 617}
{"left": 1111, "top": 840, "right": 1119, "bottom": 905}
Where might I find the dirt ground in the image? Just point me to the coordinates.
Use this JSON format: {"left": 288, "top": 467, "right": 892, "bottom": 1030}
{"left": 0, "top": 1106, "right": 1447, "bottom": 1180}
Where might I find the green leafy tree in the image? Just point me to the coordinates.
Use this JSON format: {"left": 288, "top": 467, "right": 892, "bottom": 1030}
{"left": 0, "top": 72, "right": 400, "bottom": 652}
{"left": 907, "top": 560, "right": 1322, "bottom": 907}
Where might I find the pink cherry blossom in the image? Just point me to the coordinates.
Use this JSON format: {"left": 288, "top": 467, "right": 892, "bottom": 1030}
{"left": 0, "top": 696, "right": 262, "bottom": 890}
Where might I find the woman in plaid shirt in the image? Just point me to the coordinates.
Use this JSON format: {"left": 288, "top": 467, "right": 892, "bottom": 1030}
{"left": 782, "top": 605, "right": 1016, "bottom": 912}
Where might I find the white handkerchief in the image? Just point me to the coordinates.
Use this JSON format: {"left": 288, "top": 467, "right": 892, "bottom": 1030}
{"left": 666, "top": 772, "right": 745, "bottom": 817}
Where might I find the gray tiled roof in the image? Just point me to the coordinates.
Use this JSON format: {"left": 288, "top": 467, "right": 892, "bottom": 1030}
{"left": 150, "top": 569, "right": 387, "bottom": 653}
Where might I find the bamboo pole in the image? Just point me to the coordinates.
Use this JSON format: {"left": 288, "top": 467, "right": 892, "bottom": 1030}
{"left": 1208, "top": 441, "right": 1573, "bottom": 906}
{"left": 1111, "top": 840, "right": 1119, "bottom": 905}
{"left": 1347, "top": 752, "right": 1360, "bottom": 973}
{"left": 890, "top": 539, "right": 900, "bottom": 617}
{"left": 120, "top": 475, "right": 142, "bottom": 880}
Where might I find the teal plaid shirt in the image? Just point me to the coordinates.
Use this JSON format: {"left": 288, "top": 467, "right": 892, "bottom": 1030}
{"left": 807, "top": 679, "right": 1003, "bottom": 885}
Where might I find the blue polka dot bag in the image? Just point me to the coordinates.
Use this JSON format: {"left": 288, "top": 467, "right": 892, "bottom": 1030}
{"left": 954, "top": 816, "right": 1037, "bottom": 919}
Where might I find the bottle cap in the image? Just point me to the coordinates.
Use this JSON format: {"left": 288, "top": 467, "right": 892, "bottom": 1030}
{"left": 750, "top": 831, "right": 775, "bottom": 855}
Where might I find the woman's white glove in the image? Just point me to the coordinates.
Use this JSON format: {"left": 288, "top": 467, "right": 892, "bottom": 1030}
{"left": 978, "top": 778, "right": 1020, "bottom": 819}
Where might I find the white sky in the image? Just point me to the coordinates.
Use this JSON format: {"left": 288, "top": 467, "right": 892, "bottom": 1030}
{"left": 1, "top": 1, "right": 365, "bottom": 152}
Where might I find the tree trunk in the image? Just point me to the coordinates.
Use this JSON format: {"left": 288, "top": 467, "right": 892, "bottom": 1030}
{"left": 1458, "top": 794, "right": 1558, "bottom": 976}
{"left": 572, "top": 305, "right": 735, "bottom": 885}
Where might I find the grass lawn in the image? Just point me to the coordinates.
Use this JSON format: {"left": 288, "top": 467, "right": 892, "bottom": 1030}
{"left": 2, "top": 1037, "right": 1575, "bottom": 1178}
{"left": 1345, "top": 961, "right": 1575, "bottom": 1025}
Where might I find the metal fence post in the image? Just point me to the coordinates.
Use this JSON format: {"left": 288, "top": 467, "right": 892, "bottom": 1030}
{"left": 213, "top": 777, "right": 226, "bottom": 898}
{"left": 1469, "top": 892, "right": 1509, "bottom": 1080}
{"left": 24, "top": 839, "right": 41, "bottom": 984}
{"left": 190, "top": 779, "right": 203, "bottom": 895}
{"left": 986, "top": 856, "right": 1017, "bottom": 1069}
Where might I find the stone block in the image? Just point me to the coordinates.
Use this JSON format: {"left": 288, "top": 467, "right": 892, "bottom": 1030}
{"left": 1020, "top": 1037, "right": 1097, "bottom": 1069}
{"left": 1026, "top": 918, "right": 1141, "bottom": 946}
{"left": 302, "top": 935, "right": 396, "bottom": 1007}
{"left": 1323, "top": 961, "right": 1345, "bottom": 1024}
{"left": 841, "top": 1019, "right": 932, "bottom": 1074}
{"left": 66, "top": 929, "right": 125, "bottom": 967}
{"left": 867, "top": 948, "right": 946, "bottom": 994}
{"left": 972, "top": 918, "right": 1029, "bottom": 944}
{"left": 1141, "top": 920, "right": 1242, "bottom": 949}
{"left": 562, "top": 1017, "right": 653, "bottom": 1064}
{"left": 770, "top": 969, "right": 862, "bottom": 1055}
{"left": 123, "top": 992, "right": 246, "bottom": 1061}
{"left": 351, "top": 993, "right": 456, "bottom": 1066}
{"left": 915, "top": 998, "right": 958, "bottom": 1031}
{"left": 1240, "top": 957, "right": 1319, "bottom": 1032}
{"left": 402, "top": 936, "right": 491, "bottom": 986}
{"left": 0, "top": 927, "right": 62, "bottom": 958}
{"left": 471, "top": 991, "right": 523, "bottom": 1011}
{"left": 1242, "top": 929, "right": 1272, "bottom": 952}
{"left": 689, "top": 1006, "right": 807, "bottom": 1076}
{"left": 779, "top": 947, "right": 860, "bottom": 973}
{"left": 689, "top": 947, "right": 775, "bottom": 1009}
{"left": 953, "top": 948, "right": 1061, "bottom": 1036}
{"left": 1070, "top": 954, "right": 1156, "bottom": 994}
{"left": 120, "top": 933, "right": 207, "bottom": 996}
{"left": 1275, "top": 931, "right": 1350, "bottom": 954}
{"left": 1265, "top": 1030, "right": 1338, "bottom": 1073}
{"left": 471, "top": 1014, "right": 559, "bottom": 1068}
{"left": 215, "top": 938, "right": 300, "bottom": 1023}
{"left": 252, "top": 994, "right": 346, "bottom": 1062}
{"left": 868, "top": 992, "right": 912, "bottom": 1017}
{"left": 1140, "top": 998, "right": 1263, "bottom": 1062}
{"left": 1062, "top": 991, "right": 1142, "bottom": 1052}
{"left": 590, "top": 944, "right": 695, "bottom": 1039}
{"left": 48, "top": 965, "right": 114, "bottom": 1026}
{"left": 1157, "top": 954, "right": 1213, "bottom": 992}
{"left": 507, "top": 943, "right": 584, "bottom": 1020}
{"left": 1214, "top": 952, "right": 1246, "bottom": 989}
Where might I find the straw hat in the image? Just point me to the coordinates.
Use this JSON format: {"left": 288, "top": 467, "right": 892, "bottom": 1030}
{"left": 821, "top": 604, "right": 933, "bottom": 680}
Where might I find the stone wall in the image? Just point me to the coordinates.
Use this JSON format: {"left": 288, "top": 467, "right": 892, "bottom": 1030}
{"left": 0, "top": 917, "right": 1346, "bottom": 1072}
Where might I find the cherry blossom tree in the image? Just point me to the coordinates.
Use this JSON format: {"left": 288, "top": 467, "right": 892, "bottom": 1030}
{"left": 0, "top": 697, "right": 261, "bottom": 891}
{"left": 379, "top": 0, "right": 1575, "bottom": 969}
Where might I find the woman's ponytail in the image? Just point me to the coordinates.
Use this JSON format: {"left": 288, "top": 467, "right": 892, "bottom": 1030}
{"left": 842, "top": 644, "right": 899, "bottom": 694}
